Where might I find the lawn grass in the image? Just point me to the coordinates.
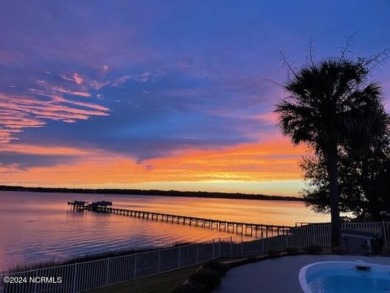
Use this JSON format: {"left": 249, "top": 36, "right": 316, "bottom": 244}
{"left": 88, "top": 266, "right": 198, "bottom": 293}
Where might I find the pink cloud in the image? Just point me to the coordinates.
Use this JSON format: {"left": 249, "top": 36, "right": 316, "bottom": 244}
{"left": 0, "top": 143, "right": 92, "bottom": 156}
{"left": 52, "top": 95, "right": 109, "bottom": 112}
{"left": 53, "top": 86, "right": 91, "bottom": 97}
{"left": 255, "top": 112, "right": 279, "bottom": 125}
{"left": 59, "top": 73, "right": 84, "bottom": 86}
{"left": 112, "top": 71, "right": 164, "bottom": 87}
{"left": 0, "top": 129, "right": 16, "bottom": 144}
{"left": 0, "top": 93, "right": 109, "bottom": 143}
{"left": 73, "top": 73, "right": 84, "bottom": 85}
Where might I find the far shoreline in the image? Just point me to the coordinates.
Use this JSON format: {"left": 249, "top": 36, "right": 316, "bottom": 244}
{"left": 0, "top": 185, "right": 304, "bottom": 202}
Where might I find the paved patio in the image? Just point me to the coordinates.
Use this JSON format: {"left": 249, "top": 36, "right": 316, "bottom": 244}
{"left": 213, "top": 255, "right": 390, "bottom": 293}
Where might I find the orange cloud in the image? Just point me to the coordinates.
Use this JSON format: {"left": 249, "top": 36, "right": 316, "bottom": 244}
{"left": 0, "top": 135, "right": 307, "bottom": 194}
{"left": 143, "top": 135, "right": 307, "bottom": 182}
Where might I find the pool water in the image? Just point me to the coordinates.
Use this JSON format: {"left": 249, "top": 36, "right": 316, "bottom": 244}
{"left": 309, "top": 271, "right": 390, "bottom": 293}
{"left": 300, "top": 261, "right": 390, "bottom": 293}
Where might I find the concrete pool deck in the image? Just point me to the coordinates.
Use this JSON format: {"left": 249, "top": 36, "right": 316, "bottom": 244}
{"left": 213, "top": 255, "right": 390, "bottom": 293}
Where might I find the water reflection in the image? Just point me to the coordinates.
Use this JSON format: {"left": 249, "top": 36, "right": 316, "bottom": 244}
{"left": 66, "top": 210, "right": 85, "bottom": 218}
{"left": 0, "top": 191, "right": 329, "bottom": 271}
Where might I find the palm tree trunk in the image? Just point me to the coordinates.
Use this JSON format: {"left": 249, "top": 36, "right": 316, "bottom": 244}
{"left": 326, "top": 144, "right": 341, "bottom": 248}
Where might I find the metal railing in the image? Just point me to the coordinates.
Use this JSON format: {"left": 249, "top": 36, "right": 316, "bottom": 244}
{"left": 1, "top": 221, "right": 389, "bottom": 293}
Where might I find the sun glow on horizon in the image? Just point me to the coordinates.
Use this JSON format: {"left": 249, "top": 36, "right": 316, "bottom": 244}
{"left": 1, "top": 136, "right": 307, "bottom": 196}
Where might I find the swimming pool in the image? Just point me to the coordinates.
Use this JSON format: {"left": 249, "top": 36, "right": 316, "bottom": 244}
{"left": 299, "top": 261, "right": 390, "bottom": 293}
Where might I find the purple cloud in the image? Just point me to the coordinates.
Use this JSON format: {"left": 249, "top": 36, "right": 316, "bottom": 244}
{"left": 0, "top": 0, "right": 389, "bottom": 170}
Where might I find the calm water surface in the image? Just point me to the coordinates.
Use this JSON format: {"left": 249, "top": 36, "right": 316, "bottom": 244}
{"left": 0, "top": 191, "right": 329, "bottom": 271}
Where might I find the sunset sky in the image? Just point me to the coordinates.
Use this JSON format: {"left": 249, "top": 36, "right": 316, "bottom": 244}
{"left": 1, "top": 1, "right": 389, "bottom": 196}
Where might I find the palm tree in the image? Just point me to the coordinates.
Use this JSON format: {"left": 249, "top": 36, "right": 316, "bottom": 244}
{"left": 275, "top": 59, "right": 386, "bottom": 248}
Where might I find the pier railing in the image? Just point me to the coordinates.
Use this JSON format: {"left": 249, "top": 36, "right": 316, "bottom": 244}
{"left": 1, "top": 221, "right": 389, "bottom": 293}
{"left": 68, "top": 202, "right": 294, "bottom": 238}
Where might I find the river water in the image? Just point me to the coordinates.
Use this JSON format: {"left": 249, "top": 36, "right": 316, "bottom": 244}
{"left": 0, "top": 191, "right": 329, "bottom": 271}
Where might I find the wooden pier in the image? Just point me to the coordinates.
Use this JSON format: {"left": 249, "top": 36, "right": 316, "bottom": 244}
{"left": 67, "top": 200, "right": 87, "bottom": 210}
{"left": 68, "top": 201, "right": 292, "bottom": 238}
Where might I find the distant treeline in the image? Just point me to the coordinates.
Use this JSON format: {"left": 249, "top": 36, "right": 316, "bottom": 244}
{"left": 0, "top": 185, "right": 304, "bottom": 202}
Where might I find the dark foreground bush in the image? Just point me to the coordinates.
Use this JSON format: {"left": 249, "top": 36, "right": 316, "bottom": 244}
{"left": 383, "top": 247, "right": 390, "bottom": 256}
{"left": 173, "top": 261, "right": 228, "bottom": 293}
{"left": 331, "top": 246, "right": 345, "bottom": 255}
{"left": 266, "top": 250, "right": 281, "bottom": 257}
{"left": 202, "top": 261, "right": 228, "bottom": 274}
{"left": 303, "top": 245, "right": 322, "bottom": 254}
{"left": 285, "top": 247, "right": 299, "bottom": 255}
{"left": 190, "top": 269, "right": 221, "bottom": 288}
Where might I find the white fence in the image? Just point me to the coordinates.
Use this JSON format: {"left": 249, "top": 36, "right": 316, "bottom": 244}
{"left": 1, "top": 221, "right": 389, "bottom": 293}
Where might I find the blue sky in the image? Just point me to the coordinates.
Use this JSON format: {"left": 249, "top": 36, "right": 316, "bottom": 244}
{"left": 1, "top": 1, "right": 389, "bottom": 195}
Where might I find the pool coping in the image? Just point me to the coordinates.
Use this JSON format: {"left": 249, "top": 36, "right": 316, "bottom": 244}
{"left": 213, "top": 255, "right": 390, "bottom": 293}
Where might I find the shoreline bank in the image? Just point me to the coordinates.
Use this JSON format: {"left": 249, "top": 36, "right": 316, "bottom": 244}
{"left": 0, "top": 185, "right": 304, "bottom": 202}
